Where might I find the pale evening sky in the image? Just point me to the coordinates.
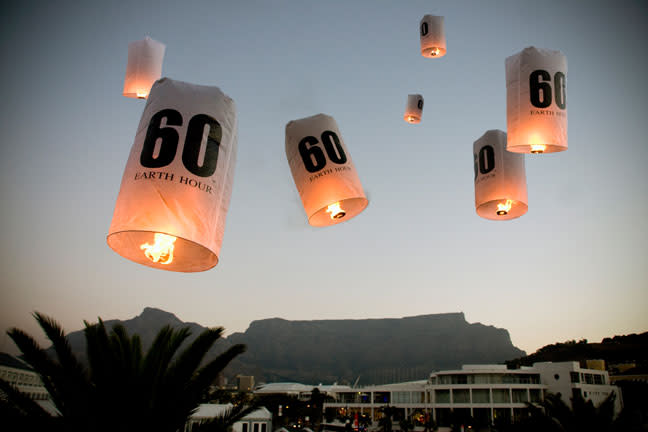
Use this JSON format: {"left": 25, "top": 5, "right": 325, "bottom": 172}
{"left": 0, "top": 0, "right": 646, "bottom": 359}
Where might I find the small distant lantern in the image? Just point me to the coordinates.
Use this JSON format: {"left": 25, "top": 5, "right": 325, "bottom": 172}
{"left": 123, "top": 36, "right": 166, "bottom": 99}
{"left": 420, "top": 15, "right": 446, "bottom": 58}
{"left": 404, "top": 94, "right": 424, "bottom": 124}
{"left": 285, "top": 113, "right": 368, "bottom": 227}
{"left": 474, "top": 129, "right": 528, "bottom": 220}
{"left": 108, "top": 78, "right": 237, "bottom": 272}
{"left": 506, "top": 46, "right": 567, "bottom": 153}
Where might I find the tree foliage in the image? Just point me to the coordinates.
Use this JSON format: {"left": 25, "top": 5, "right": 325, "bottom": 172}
{"left": 1, "top": 312, "right": 246, "bottom": 432}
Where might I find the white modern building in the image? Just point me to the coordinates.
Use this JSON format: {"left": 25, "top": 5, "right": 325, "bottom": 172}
{"left": 322, "top": 361, "right": 622, "bottom": 427}
{"left": 185, "top": 404, "right": 272, "bottom": 432}
{"left": 0, "top": 352, "right": 50, "bottom": 401}
{"left": 255, "top": 382, "right": 353, "bottom": 400}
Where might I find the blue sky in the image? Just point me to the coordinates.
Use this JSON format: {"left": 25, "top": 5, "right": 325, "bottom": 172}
{"left": 0, "top": 0, "right": 646, "bottom": 358}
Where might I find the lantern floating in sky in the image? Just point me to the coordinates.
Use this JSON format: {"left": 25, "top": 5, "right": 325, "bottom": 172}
{"left": 404, "top": 94, "right": 424, "bottom": 124}
{"left": 506, "top": 46, "right": 567, "bottom": 153}
{"left": 420, "top": 15, "right": 446, "bottom": 58}
{"left": 474, "top": 129, "right": 528, "bottom": 220}
{"left": 123, "top": 36, "right": 166, "bottom": 99}
{"left": 285, "top": 114, "right": 368, "bottom": 227}
{"left": 108, "top": 78, "right": 238, "bottom": 272}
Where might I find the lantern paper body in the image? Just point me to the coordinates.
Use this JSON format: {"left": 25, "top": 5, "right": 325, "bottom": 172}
{"left": 474, "top": 130, "right": 528, "bottom": 220}
{"left": 108, "top": 78, "right": 237, "bottom": 272}
{"left": 420, "top": 15, "right": 446, "bottom": 58}
{"left": 286, "top": 114, "right": 368, "bottom": 227}
{"left": 404, "top": 94, "right": 424, "bottom": 124}
{"left": 506, "top": 46, "right": 567, "bottom": 153}
{"left": 123, "top": 37, "right": 166, "bottom": 99}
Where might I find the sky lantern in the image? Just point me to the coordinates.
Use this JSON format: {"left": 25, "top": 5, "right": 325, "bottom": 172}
{"left": 420, "top": 15, "right": 446, "bottom": 58}
{"left": 404, "top": 94, "right": 424, "bottom": 124}
{"left": 123, "top": 36, "right": 166, "bottom": 99}
{"left": 285, "top": 114, "right": 368, "bottom": 227}
{"left": 108, "top": 78, "right": 237, "bottom": 272}
{"left": 474, "top": 129, "right": 528, "bottom": 220}
{"left": 506, "top": 46, "right": 567, "bottom": 154}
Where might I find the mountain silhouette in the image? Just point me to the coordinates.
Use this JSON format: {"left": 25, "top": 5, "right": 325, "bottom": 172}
{"left": 59, "top": 308, "right": 525, "bottom": 385}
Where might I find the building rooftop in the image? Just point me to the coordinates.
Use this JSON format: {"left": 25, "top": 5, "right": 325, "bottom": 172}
{"left": 0, "top": 352, "right": 34, "bottom": 371}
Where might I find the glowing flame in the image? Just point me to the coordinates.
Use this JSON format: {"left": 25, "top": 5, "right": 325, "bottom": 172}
{"left": 326, "top": 202, "right": 346, "bottom": 220}
{"left": 496, "top": 199, "right": 513, "bottom": 216}
{"left": 408, "top": 116, "right": 416, "bottom": 123}
{"left": 529, "top": 134, "right": 546, "bottom": 154}
{"left": 140, "top": 233, "right": 176, "bottom": 264}
{"left": 429, "top": 47, "right": 441, "bottom": 57}
{"left": 136, "top": 91, "right": 147, "bottom": 99}
{"left": 530, "top": 144, "right": 546, "bottom": 154}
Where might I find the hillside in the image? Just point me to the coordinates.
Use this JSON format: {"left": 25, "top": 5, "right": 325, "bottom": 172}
{"left": 506, "top": 332, "right": 648, "bottom": 369}
{"left": 57, "top": 308, "right": 525, "bottom": 384}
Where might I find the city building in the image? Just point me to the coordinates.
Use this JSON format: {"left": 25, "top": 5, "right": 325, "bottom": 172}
{"left": 255, "top": 382, "right": 352, "bottom": 401}
{"left": 0, "top": 352, "right": 50, "bottom": 401}
{"left": 321, "top": 361, "right": 622, "bottom": 427}
{"left": 238, "top": 375, "right": 256, "bottom": 392}
{"left": 185, "top": 404, "right": 272, "bottom": 432}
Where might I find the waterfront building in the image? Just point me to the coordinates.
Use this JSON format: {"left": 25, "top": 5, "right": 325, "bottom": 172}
{"left": 322, "top": 361, "right": 622, "bottom": 427}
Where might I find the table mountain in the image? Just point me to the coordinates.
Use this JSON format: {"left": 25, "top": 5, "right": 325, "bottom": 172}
{"left": 57, "top": 308, "right": 525, "bottom": 385}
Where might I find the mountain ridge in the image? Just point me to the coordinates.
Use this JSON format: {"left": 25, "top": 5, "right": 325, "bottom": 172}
{"left": 57, "top": 308, "right": 526, "bottom": 385}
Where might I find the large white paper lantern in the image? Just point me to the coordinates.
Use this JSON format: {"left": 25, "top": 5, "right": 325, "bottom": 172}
{"left": 420, "top": 15, "right": 446, "bottom": 58}
{"left": 506, "top": 46, "right": 567, "bottom": 153}
{"left": 108, "top": 78, "right": 237, "bottom": 272}
{"left": 286, "top": 114, "right": 368, "bottom": 227}
{"left": 123, "top": 36, "right": 166, "bottom": 99}
{"left": 474, "top": 129, "right": 527, "bottom": 220}
{"left": 404, "top": 94, "right": 424, "bottom": 124}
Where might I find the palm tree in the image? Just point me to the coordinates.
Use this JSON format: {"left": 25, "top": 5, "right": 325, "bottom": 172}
{"left": 379, "top": 405, "right": 397, "bottom": 432}
{"left": 2, "top": 312, "right": 246, "bottom": 432}
{"left": 516, "top": 391, "right": 616, "bottom": 432}
{"left": 398, "top": 416, "right": 414, "bottom": 432}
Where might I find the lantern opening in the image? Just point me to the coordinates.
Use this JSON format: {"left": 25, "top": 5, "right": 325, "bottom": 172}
{"left": 425, "top": 47, "right": 441, "bottom": 57}
{"left": 496, "top": 199, "right": 513, "bottom": 216}
{"left": 136, "top": 92, "right": 147, "bottom": 99}
{"left": 140, "top": 233, "right": 177, "bottom": 264}
{"left": 530, "top": 144, "right": 546, "bottom": 154}
{"left": 326, "top": 202, "right": 346, "bottom": 220}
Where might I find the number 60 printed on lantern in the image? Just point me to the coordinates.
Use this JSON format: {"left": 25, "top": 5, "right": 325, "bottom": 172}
{"left": 108, "top": 78, "right": 238, "bottom": 272}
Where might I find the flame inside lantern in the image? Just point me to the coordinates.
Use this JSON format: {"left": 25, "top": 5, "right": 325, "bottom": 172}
{"left": 529, "top": 134, "right": 546, "bottom": 154}
{"left": 530, "top": 144, "right": 546, "bottom": 154}
{"left": 136, "top": 91, "right": 147, "bottom": 99}
{"left": 496, "top": 199, "right": 513, "bottom": 216}
{"left": 428, "top": 47, "right": 441, "bottom": 57}
{"left": 326, "top": 202, "right": 346, "bottom": 220}
{"left": 140, "top": 233, "right": 176, "bottom": 264}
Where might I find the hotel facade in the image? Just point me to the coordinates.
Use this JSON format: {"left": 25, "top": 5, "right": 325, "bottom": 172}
{"left": 322, "top": 362, "right": 622, "bottom": 427}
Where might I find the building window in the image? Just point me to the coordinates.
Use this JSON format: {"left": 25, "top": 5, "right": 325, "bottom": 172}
{"left": 584, "top": 374, "right": 594, "bottom": 384}
{"left": 261, "top": 425, "right": 266, "bottom": 432}
{"left": 529, "top": 389, "right": 542, "bottom": 403}
{"left": 253, "top": 423, "right": 259, "bottom": 432}
{"left": 435, "top": 390, "right": 450, "bottom": 404}
{"left": 512, "top": 389, "right": 527, "bottom": 403}
{"left": 393, "top": 392, "right": 411, "bottom": 403}
{"left": 570, "top": 372, "right": 580, "bottom": 383}
{"left": 554, "top": 374, "right": 560, "bottom": 381}
{"left": 593, "top": 374, "right": 603, "bottom": 385}
{"left": 242, "top": 424, "right": 248, "bottom": 432}
{"left": 453, "top": 389, "right": 470, "bottom": 403}
{"left": 472, "top": 389, "right": 490, "bottom": 404}
{"left": 492, "top": 389, "right": 510, "bottom": 403}
{"left": 373, "top": 392, "right": 390, "bottom": 404}
{"left": 413, "top": 392, "right": 425, "bottom": 403}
